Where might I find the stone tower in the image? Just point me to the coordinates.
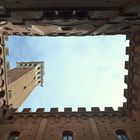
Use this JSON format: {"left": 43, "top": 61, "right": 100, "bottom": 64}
{"left": 7, "top": 61, "right": 44, "bottom": 108}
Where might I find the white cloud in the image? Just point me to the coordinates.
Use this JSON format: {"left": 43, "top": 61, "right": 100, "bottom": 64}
{"left": 6, "top": 35, "right": 127, "bottom": 112}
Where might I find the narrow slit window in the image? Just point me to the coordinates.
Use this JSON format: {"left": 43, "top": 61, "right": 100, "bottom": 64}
{"left": 116, "top": 129, "right": 129, "bottom": 140}
{"left": 62, "top": 131, "right": 73, "bottom": 140}
{"left": 8, "top": 131, "right": 20, "bottom": 140}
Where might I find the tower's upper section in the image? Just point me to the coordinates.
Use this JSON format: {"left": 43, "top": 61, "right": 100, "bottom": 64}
{"left": 16, "top": 61, "right": 44, "bottom": 87}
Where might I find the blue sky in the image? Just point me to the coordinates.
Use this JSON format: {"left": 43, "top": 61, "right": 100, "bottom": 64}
{"left": 6, "top": 35, "right": 128, "bottom": 111}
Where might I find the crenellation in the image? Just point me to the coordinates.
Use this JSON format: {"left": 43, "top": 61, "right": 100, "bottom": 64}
{"left": 118, "top": 107, "right": 124, "bottom": 112}
{"left": 124, "top": 75, "right": 128, "bottom": 84}
{"left": 91, "top": 107, "right": 100, "bottom": 112}
{"left": 126, "top": 46, "right": 130, "bottom": 55}
{"left": 7, "top": 107, "right": 127, "bottom": 115}
{"left": 0, "top": 34, "right": 8, "bottom": 106}
{"left": 36, "top": 108, "right": 45, "bottom": 113}
{"left": 104, "top": 107, "right": 114, "bottom": 112}
{"left": 78, "top": 107, "right": 86, "bottom": 112}
{"left": 124, "top": 89, "right": 128, "bottom": 98}
{"left": 123, "top": 102, "right": 128, "bottom": 111}
{"left": 125, "top": 61, "right": 129, "bottom": 70}
{"left": 22, "top": 108, "right": 31, "bottom": 113}
{"left": 50, "top": 108, "right": 58, "bottom": 112}
{"left": 64, "top": 108, "right": 72, "bottom": 112}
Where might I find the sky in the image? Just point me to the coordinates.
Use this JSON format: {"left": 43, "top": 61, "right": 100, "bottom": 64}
{"left": 6, "top": 35, "right": 129, "bottom": 112}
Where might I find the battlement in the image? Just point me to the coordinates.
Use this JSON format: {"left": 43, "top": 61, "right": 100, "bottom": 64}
{"left": 10, "top": 103, "right": 127, "bottom": 115}
{"left": 16, "top": 61, "right": 44, "bottom": 86}
{"left": 1, "top": 25, "right": 140, "bottom": 121}
{"left": 0, "top": 35, "right": 8, "bottom": 105}
{"left": 6, "top": 35, "right": 133, "bottom": 117}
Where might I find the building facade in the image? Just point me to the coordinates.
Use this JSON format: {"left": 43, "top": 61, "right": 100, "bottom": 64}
{"left": 0, "top": 0, "right": 140, "bottom": 36}
{"left": 0, "top": 0, "right": 140, "bottom": 140}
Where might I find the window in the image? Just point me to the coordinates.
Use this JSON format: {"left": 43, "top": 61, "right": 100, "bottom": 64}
{"left": 62, "top": 131, "right": 73, "bottom": 140}
{"left": 8, "top": 131, "right": 20, "bottom": 140}
{"left": 37, "top": 67, "right": 40, "bottom": 70}
{"left": 37, "top": 76, "right": 41, "bottom": 79}
{"left": 116, "top": 129, "right": 129, "bottom": 140}
{"left": 8, "top": 90, "right": 12, "bottom": 99}
{"left": 37, "top": 72, "right": 41, "bottom": 74}
{"left": 0, "top": 90, "right": 5, "bottom": 98}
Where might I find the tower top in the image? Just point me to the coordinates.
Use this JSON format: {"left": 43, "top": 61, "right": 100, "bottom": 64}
{"left": 16, "top": 61, "right": 44, "bottom": 86}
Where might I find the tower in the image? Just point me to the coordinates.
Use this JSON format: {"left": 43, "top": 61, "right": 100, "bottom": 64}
{"left": 7, "top": 61, "right": 44, "bottom": 108}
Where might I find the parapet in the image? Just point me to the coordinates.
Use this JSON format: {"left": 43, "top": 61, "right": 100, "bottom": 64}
{"left": 10, "top": 103, "right": 127, "bottom": 116}
{"left": 16, "top": 61, "right": 44, "bottom": 86}
{"left": 10, "top": 43, "right": 131, "bottom": 117}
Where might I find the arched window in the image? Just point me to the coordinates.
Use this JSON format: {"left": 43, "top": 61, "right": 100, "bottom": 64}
{"left": 116, "top": 129, "right": 129, "bottom": 140}
{"left": 8, "top": 131, "right": 20, "bottom": 140}
{"left": 62, "top": 131, "right": 73, "bottom": 140}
